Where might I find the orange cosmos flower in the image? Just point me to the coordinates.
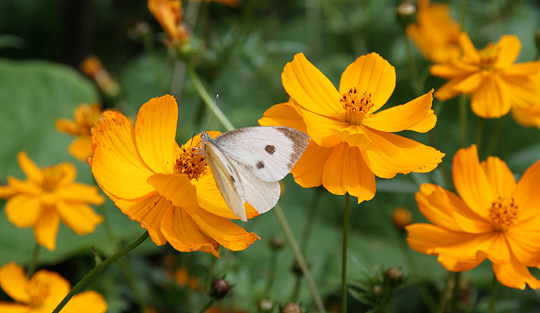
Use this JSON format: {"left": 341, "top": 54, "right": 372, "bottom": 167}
{"left": 80, "top": 56, "right": 120, "bottom": 98}
{"left": 431, "top": 33, "right": 540, "bottom": 119}
{"left": 0, "top": 262, "right": 107, "bottom": 313}
{"left": 148, "top": 0, "right": 190, "bottom": 47}
{"left": 259, "top": 52, "right": 444, "bottom": 202}
{"left": 89, "top": 95, "right": 258, "bottom": 258}
{"left": 407, "top": 145, "right": 540, "bottom": 289}
{"left": 0, "top": 152, "right": 104, "bottom": 251}
{"left": 56, "top": 103, "right": 104, "bottom": 162}
{"left": 406, "top": 0, "right": 462, "bottom": 64}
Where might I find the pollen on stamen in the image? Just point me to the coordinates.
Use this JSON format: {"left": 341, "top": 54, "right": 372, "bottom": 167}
{"left": 41, "top": 166, "right": 66, "bottom": 192}
{"left": 340, "top": 87, "right": 374, "bottom": 125}
{"left": 174, "top": 145, "right": 207, "bottom": 180}
{"left": 479, "top": 43, "right": 500, "bottom": 70}
{"left": 489, "top": 196, "right": 518, "bottom": 232}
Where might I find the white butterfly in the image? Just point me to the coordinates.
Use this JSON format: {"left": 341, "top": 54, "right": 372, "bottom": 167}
{"left": 200, "top": 126, "right": 310, "bottom": 221}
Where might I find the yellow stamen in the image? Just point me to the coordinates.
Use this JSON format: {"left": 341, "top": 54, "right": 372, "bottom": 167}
{"left": 26, "top": 276, "right": 50, "bottom": 306}
{"left": 479, "top": 43, "right": 500, "bottom": 70}
{"left": 41, "top": 166, "right": 65, "bottom": 192}
{"left": 174, "top": 145, "right": 207, "bottom": 180}
{"left": 340, "top": 87, "right": 374, "bottom": 125}
{"left": 489, "top": 196, "right": 518, "bottom": 232}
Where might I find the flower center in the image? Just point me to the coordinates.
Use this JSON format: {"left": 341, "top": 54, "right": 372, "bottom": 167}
{"left": 41, "top": 166, "right": 65, "bottom": 192}
{"left": 489, "top": 196, "right": 518, "bottom": 232}
{"left": 174, "top": 145, "right": 207, "bottom": 180}
{"left": 340, "top": 87, "right": 374, "bottom": 125}
{"left": 26, "top": 276, "right": 50, "bottom": 307}
{"left": 479, "top": 43, "right": 500, "bottom": 70}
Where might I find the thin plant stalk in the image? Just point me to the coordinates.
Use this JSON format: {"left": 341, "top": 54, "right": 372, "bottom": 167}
{"left": 187, "top": 63, "right": 235, "bottom": 131}
{"left": 341, "top": 193, "right": 351, "bottom": 313}
{"left": 459, "top": 95, "right": 468, "bottom": 147}
{"left": 264, "top": 247, "right": 279, "bottom": 296}
{"left": 476, "top": 117, "right": 484, "bottom": 153}
{"left": 486, "top": 116, "right": 507, "bottom": 156}
{"left": 460, "top": 0, "right": 467, "bottom": 30}
{"left": 274, "top": 204, "right": 326, "bottom": 312}
{"left": 436, "top": 272, "right": 456, "bottom": 313}
{"left": 198, "top": 300, "right": 214, "bottom": 313}
{"left": 26, "top": 243, "right": 40, "bottom": 278}
{"left": 403, "top": 32, "right": 422, "bottom": 95}
{"left": 491, "top": 273, "right": 497, "bottom": 313}
{"left": 52, "top": 231, "right": 150, "bottom": 313}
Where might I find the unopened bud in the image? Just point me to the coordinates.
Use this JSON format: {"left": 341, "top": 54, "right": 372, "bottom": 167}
{"left": 259, "top": 299, "right": 274, "bottom": 312}
{"left": 385, "top": 267, "right": 403, "bottom": 283}
{"left": 209, "top": 278, "right": 230, "bottom": 300}
{"left": 392, "top": 207, "right": 412, "bottom": 230}
{"left": 280, "top": 302, "right": 302, "bottom": 313}
{"left": 396, "top": 1, "right": 416, "bottom": 28}
{"left": 270, "top": 235, "right": 285, "bottom": 251}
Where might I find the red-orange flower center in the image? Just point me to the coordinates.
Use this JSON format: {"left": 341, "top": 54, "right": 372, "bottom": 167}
{"left": 489, "top": 196, "right": 518, "bottom": 232}
{"left": 340, "top": 87, "right": 374, "bottom": 125}
{"left": 174, "top": 145, "right": 207, "bottom": 180}
{"left": 479, "top": 43, "right": 500, "bottom": 70}
{"left": 41, "top": 166, "right": 65, "bottom": 192}
{"left": 26, "top": 276, "right": 50, "bottom": 306}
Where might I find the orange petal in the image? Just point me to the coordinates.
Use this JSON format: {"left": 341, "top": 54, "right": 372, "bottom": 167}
{"left": 3, "top": 177, "right": 41, "bottom": 196}
{"left": 17, "top": 151, "right": 41, "bottom": 182}
{"left": 55, "top": 162, "right": 77, "bottom": 186}
{"left": 453, "top": 145, "right": 496, "bottom": 217}
{"left": 363, "top": 90, "right": 435, "bottom": 133}
{"left": 430, "top": 62, "right": 473, "bottom": 79}
{"left": 338, "top": 53, "right": 396, "bottom": 112}
{"left": 493, "top": 255, "right": 540, "bottom": 290}
{"left": 290, "top": 141, "right": 332, "bottom": 188}
{"left": 68, "top": 135, "right": 92, "bottom": 162}
{"left": 4, "top": 194, "right": 41, "bottom": 228}
{"left": 486, "top": 233, "right": 510, "bottom": 264}
{"left": 161, "top": 206, "right": 220, "bottom": 257}
{"left": 134, "top": 95, "right": 178, "bottom": 174}
{"left": 437, "top": 254, "right": 486, "bottom": 272}
{"left": 504, "top": 74, "right": 540, "bottom": 108}
{"left": 362, "top": 128, "right": 444, "bottom": 177}
{"left": 301, "top": 107, "right": 344, "bottom": 147}
{"left": 55, "top": 183, "right": 105, "bottom": 205}
{"left": 0, "top": 303, "right": 28, "bottom": 312}
{"left": 55, "top": 118, "right": 79, "bottom": 135}
{"left": 0, "top": 263, "right": 30, "bottom": 303}
{"left": 433, "top": 76, "right": 466, "bottom": 101}
{"left": 281, "top": 53, "right": 342, "bottom": 118}
{"left": 147, "top": 173, "right": 199, "bottom": 215}
{"left": 91, "top": 111, "right": 155, "bottom": 200}
{"left": 480, "top": 156, "right": 516, "bottom": 198}
{"left": 258, "top": 100, "right": 307, "bottom": 133}
{"left": 57, "top": 202, "right": 103, "bottom": 235}
{"left": 470, "top": 74, "right": 511, "bottom": 118}
{"left": 64, "top": 291, "right": 108, "bottom": 313}
{"left": 191, "top": 210, "right": 259, "bottom": 251}
{"left": 32, "top": 270, "right": 71, "bottom": 309}
{"left": 514, "top": 160, "right": 540, "bottom": 222}
{"left": 321, "top": 143, "right": 376, "bottom": 202}
{"left": 194, "top": 174, "right": 258, "bottom": 220}
{"left": 458, "top": 33, "right": 480, "bottom": 64}
{"left": 506, "top": 215, "right": 540, "bottom": 265}
{"left": 115, "top": 193, "right": 169, "bottom": 246}
{"left": 451, "top": 72, "right": 483, "bottom": 93}
{"left": 414, "top": 184, "right": 460, "bottom": 231}
{"left": 494, "top": 35, "right": 521, "bottom": 68}
{"left": 34, "top": 208, "right": 60, "bottom": 251}
{"left": 501, "top": 61, "right": 540, "bottom": 76}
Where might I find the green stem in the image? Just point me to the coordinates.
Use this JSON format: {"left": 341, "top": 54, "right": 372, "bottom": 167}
{"left": 451, "top": 272, "right": 461, "bottom": 313}
{"left": 491, "top": 273, "right": 497, "bottom": 313}
{"left": 341, "top": 193, "right": 351, "bottom": 313}
{"left": 475, "top": 117, "right": 484, "bottom": 154}
{"left": 274, "top": 204, "right": 326, "bottom": 312}
{"left": 435, "top": 272, "right": 455, "bottom": 313}
{"left": 187, "top": 63, "right": 235, "bottom": 132}
{"left": 26, "top": 243, "right": 40, "bottom": 278}
{"left": 403, "top": 32, "right": 422, "bottom": 95}
{"left": 301, "top": 188, "right": 322, "bottom": 254}
{"left": 52, "top": 231, "right": 150, "bottom": 313}
{"left": 460, "top": 0, "right": 468, "bottom": 30}
{"left": 486, "top": 116, "right": 507, "bottom": 156}
{"left": 459, "top": 95, "right": 468, "bottom": 148}
{"left": 264, "top": 249, "right": 279, "bottom": 296}
{"left": 198, "top": 299, "right": 214, "bottom": 313}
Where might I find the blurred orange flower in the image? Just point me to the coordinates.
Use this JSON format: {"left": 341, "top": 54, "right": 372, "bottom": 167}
{"left": 56, "top": 103, "right": 104, "bottom": 162}
{"left": 407, "top": 145, "right": 540, "bottom": 289}
{"left": 407, "top": 0, "right": 462, "bottom": 64}
{"left": 174, "top": 267, "right": 200, "bottom": 290}
{"left": 80, "top": 56, "right": 120, "bottom": 98}
{"left": 0, "top": 152, "right": 104, "bottom": 251}
{"left": 431, "top": 33, "right": 540, "bottom": 118}
{"left": 89, "top": 95, "right": 258, "bottom": 257}
{"left": 0, "top": 262, "right": 107, "bottom": 313}
{"left": 259, "top": 53, "right": 444, "bottom": 203}
{"left": 148, "top": 0, "right": 190, "bottom": 46}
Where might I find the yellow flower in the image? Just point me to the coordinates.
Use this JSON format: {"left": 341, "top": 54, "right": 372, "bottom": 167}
{"left": 0, "top": 262, "right": 107, "bottom": 313}
{"left": 80, "top": 56, "right": 120, "bottom": 98}
{"left": 0, "top": 152, "right": 104, "bottom": 251}
{"left": 89, "top": 95, "right": 258, "bottom": 257}
{"left": 56, "top": 103, "right": 104, "bottom": 162}
{"left": 259, "top": 52, "right": 444, "bottom": 202}
{"left": 406, "top": 0, "right": 462, "bottom": 64}
{"left": 148, "top": 0, "right": 190, "bottom": 46}
{"left": 431, "top": 33, "right": 540, "bottom": 118}
{"left": 407, "top": 145, "right": 540, "bottom": 289}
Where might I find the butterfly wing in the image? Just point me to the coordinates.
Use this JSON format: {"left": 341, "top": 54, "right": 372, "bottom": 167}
{"left": 214, "top": 126, "right": 310, "bottom": 182}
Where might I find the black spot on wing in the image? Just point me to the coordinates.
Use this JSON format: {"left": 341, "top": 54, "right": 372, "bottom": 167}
{"left": 265, "top": 145, "right": 275, "bottom": 154}
{"left": 256, "top": 161, "right": 265, "bottom": 169}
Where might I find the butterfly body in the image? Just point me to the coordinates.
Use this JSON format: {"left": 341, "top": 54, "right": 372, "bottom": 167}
{"left": 200, "top": 126, "right": 310, "bottom": 221}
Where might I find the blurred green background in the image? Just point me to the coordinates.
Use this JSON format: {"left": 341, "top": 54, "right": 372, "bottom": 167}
{"left": 1, "top": 0, "right": 540, "bottom": 312}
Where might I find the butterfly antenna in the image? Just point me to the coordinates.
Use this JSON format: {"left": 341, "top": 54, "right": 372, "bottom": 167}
{"left": 204, "top": 94, "right": 219, "bottom": 132}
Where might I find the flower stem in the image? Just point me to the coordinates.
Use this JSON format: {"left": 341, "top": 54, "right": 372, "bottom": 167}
{"left": 460, "top": 0, "right": 468, "bottom": 30}
{"left": 403, "top": 32, "right": 422, "bottom": 95}
{"left": 436, "top": 272, "right": 454, "bottom": 313}
{"left": 186, "top": 63, "right": 235, "bottom": 132}
{"left": 459, "top": 94, "right": 468, "bottom": 147}
{"left": 52, "top": 231, "right": 150, "bottom": 313}
{"left": 341, "top": 193, "right": 351, "bottom": 313}
{"left": 26, "top": 243, "right": 40, "bottom": 277}
{"left": 491, "top": 273, "right": 497, "bottom": 313}
{"left": 264, "top": 247, "right": 279, "bottom": 296}
{"left": 274, "top": 204, "right": 326, "bottom": 312}
{"left": 198, "top": 299, "right": 214, "bottom": 313}
{"left": 475, "top": 117, "right": 484, "bottom": 154}
{"left": 486, "top": 116, "right": 507, "bottom": 156}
